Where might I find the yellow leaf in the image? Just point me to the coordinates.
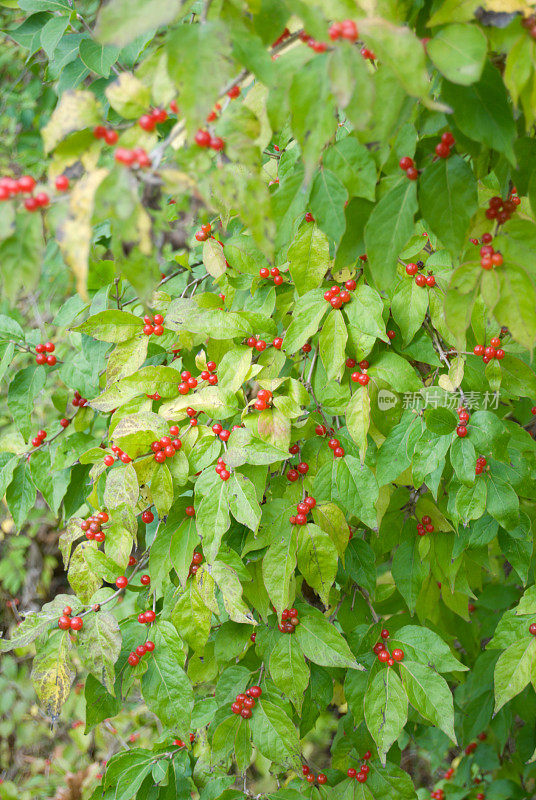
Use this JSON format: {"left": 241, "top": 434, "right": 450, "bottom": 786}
{"left": 42, "top": 90, "right": 102, "bottom": 154}
{"left": 203, "top": 237, "right": 228, "bottom": 279}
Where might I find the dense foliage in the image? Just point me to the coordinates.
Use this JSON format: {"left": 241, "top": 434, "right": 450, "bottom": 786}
{"left": 2, "top": 0, "right": 536, "bottom": 798}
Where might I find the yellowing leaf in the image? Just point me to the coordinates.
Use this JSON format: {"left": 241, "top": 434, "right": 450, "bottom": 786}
{"left": 42, "top": 90, "right": 102, "bottom": 153}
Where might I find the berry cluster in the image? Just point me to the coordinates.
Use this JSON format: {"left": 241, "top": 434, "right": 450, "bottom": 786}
{"left": 286, "top": 461, "right": 309, "bottom": 482}
{"left": 431, "top": 790, "right": 444, "bottom": 800}
{"left": 323, "top": 279, "right": 356, "bottom": 308}
{"left": 444, "top": 767, "right": 454, "bottom": 779}
{"left": 195, "top": 223, "right": 212, "bottom": 242}
{"left": 58, "top": 606, "right": 84, "bottom": 631}
{"left": 346, "top": 357, "right": 369, "bottom": 371}
{"left": 350, "top": 369, "right": 370, "bottom": 385}
{"left": 215, "top": 457, "right": 231, "bottom": 481}
{"left": 188, "top": 551, "right": 203, "bottom": 577}
{"left": 31, "top": 429, "right": 47, "bottom": 448}
{"left": 302, "top": 766, "right": 327, "bottom": 785}
{"left": 194, "top": 129, "right": 225, "bottom": 150}
{"left": 178, "top": 370, "right": 199, "bottom": 395}
{"left": 456, "top": 406, "right": 470, "bottom": 438}
{"left": 328, "top": 19, "right": 358, "bottom": 41}
{"left": 399, "top": 156, "right": 418, "bottom": 180}
{"left": 328, "top": 436, "right": 345, "bottom": 458}
{"left": 254, "top": 388, "right": 272, "bottom": 411}
{"left": 151, "top": 432, "right": 182, "bottom": 463}
{"left": 143, "top": 313, "right": 165, "bottom": 336}
{"left": 278, "top": 607, "right": 300, "bottom": 633}
{"left": 80, "top": 510, "right": 109, "bottom": 542}
{"left": 478, "top": 232, "right": 503, "bottom": 270}
{"left": 138, "top": 107, "right": 168, "bottom": 131}
{"left": 0, "top": 175, "right": 48, "bottom": 207}
{"left": 259, "top": 266, "right": 284, "bottom": 285}
{"left": 289, "top": 495, "right": 316, "bottom": 525}
{"left": 405, "top": 262, "right": 436, "bottom": 287}
{"left": 35, "top": 342, "right": 56, "bottom": 366}
{"left": 127, "top": 639, "right": 155, "bottom": 666}
{"left": 416, "top": 514, "right": 434, "bottom": 536}
{"left": 315, "top": 424, "right": 327, "bottom": 435}
{"left": 434, "top": 131, "right": 455, "bottom": 159}
{"left": 473, "top": 335, "right": 505, "bottom": 362}
{"left": 522, "top": 14, "right": 536, "bottom": 37}
{"left": 246, "top": 336, "right": 267, "bottom": 352}
{"left": 298, "top": 30, "right": 327, "bottom": 53}
{"left": 231, "top": 685, "right": 262, "bottom": 718}
{"left": 485, "top": 190, "right": 519, "bottom": 223}
{"left": 93, "top": 126, "right": 119, "bottom": 145}
{"left": 137, "top": 609, "right": 156, "bottom": 624}
{"left": 347, "top": 761, "right": 370, "bottom": 783}
{"left": 104, "top": 446, "right": 132, "bottom": 466}
{"left": 114, "top": 147, "right": 151, "bottom": 168}
{"left": 212, "top": 422, "right": 231, "bottom": 442}
{"left": 372, "top": 629, "right": 404, "bottom": 665}
{"left": 199, "top": 360, "right": 218, "bottom": 382}
{"left": 72, "top": 390, "right": 88, "bottom": 407}
{"left": 173, "top": 733, "right": 196, "bottom": 747}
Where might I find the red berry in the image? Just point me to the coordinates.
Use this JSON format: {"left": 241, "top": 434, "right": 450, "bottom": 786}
{"left": 140, "top": 574, "right": 150, "bottom": 585}
{"left": 55, "top": 175, "right": 69, "bottom": 191}
{"left": 128, "top": 653, "right": 139, "bottom": 666}
{"left": 426, "top": 275, "right": 436, "bottom": 287}
{"left": 473, "top": 345, "right": 484, "bottom": 356}
{"left": 142, "top": 510, "right": 154, "bottom": 524}
{"left": 315, "top": 424, "right": 326, "bottom": 435}
{"left": 58, "top": 615, "right": 71, "bottom": 630}
{"left": 387, "top": 330, "right": 395, "bottom": 340}
{"left": 334, "top": 446, "right": 345, "bottom": 458}
{"left": 405, "top": 262, "right": 418, "bottom": 276}
{"left": 145, "top": 610, "right": 156, "bottom": 623}
{"left": 210, "top": 136, "right": 225, "bottom": 151}
{"left": 306, "top": 774, "right": 315, "bottom": 784}
{"left": 70, "top": 616, "right": 83, "bottom": 631}
{"left": 456, "top": 425, "right": 468, "bottom": 438}
{"left": 194, "top": 129, "right": 211, "bottom": 147}
{"left": 392, "top": 648, "right": 404, "bottom": 661}
{"left": 104, "top": 455, "right": 114, "bottom": 466}
{"left": 435, "top": 141, "right": 450, "bottom": 158}
{"left": 380, "top": 628, "right": 389, "bottom": 639}
{"left": 317, "top": 774, "right": 327, "bottom": 785}
{"left": 146, "top": 640, "right": 155, "bottom": 651}
{"left": 415, "top": 273, "right": 426, "bottom": 287}
{"left": 347, "top": 768, "right": 357, "bottom": 778}
{"left": 378, "top": 650, "right": 390, "bottom": 663}
{"left": 287, "top": 469, "right": 299, "bottom": 482}
{"left": 399, "top": 156, "right": 413, "bottom": 170}
{"left": 18, "top": 175, "right": 36, "bottom": 193}
{"left": 240, "top": 708, "right": 252, "bottom": 719}
{"left": 104, "top": 129, "right": 118, "bottom": 145}
{"left": 116, "top": 576, "right": 128, "bottom": 589}
{"left": 46, "top": 354, "right": 57, "bottom": 366}
{"left": 406, "top": 166, "right": 418, "bottom": 180}
{"left": 356, "top": 772, "right": 367, "bottom": 783}
{"left": 345, "top": 279, "right": 357, "bottom": 290}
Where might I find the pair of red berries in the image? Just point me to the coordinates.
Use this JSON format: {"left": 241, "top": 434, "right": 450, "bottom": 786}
{"left": 416, "top": 514, "right": 434, "bottom": 536}
{"left": 323, "top": 281, "right": 355, "bottom": 309}
{"left": 24, "top": 192, "right": 50, "bottom": 211}
{"left": 254, "top": 388, "right": 272, "bottom": 411}
{"left": 328, "top": 19, "right": 358, "bottom": 41}
{"left": 81, "top": 510, "right": 109, "bottom": 542}
{"left": 246, "top": 336, "right": 267, "bottom": 352}
{"left": 137, "top": 609, "right": 156, "bottom": 624}
{"left": 58, "top": 606, "right": 84, "bottom": 631}
{"left": 287, "top": 462, "right": 309, "bottom": 482}
{"left": 259, "top": 266, "right": 284, "bottom": 286}
{"left": 231, "top": 685, "right": 262, "bottom": 718}
{"left": 212, "top": 423, "right": 231, "bottom": 442}
{"left": 194, "top": 129, "right": 225, "bottom": 150}
{"left": 173, "top": 733, "right": 196, "bottom": 747}
{"left": 138, "top": 107, "right": 168, "bottom": 131}
{"left": 347, "top": 764, "right": 370, "bottom": 782}
{"left": 151, "top": 434, "right": 182, "bottom": 463}
{"left": 127, "top": 640, "right": 155, "bottom": 666}
{"left": 435, "top": 131, "right": 455, "bottom": 159}
{"left": 0, "top": 174, "right": 37, "bottom": 200}
{"left": 405, "top": 263, "right": 436, "bottom": 287}
{"left": 377, "top": 646, "right": 404, "bottom": 665}
{"left": 278, "top": 607, "right": 300, "bottom": 633}
{"left": 475, "top": 456, "right": 487, "bottom": 475}
{"left": 194, "top": 223, "right": 212, "bottom": 242}
{"left": 350, "top": 370, "right": 370, "bottom": 386}
{"left": 35, "top": 342, "right": 56, "bottom": 366}
{"left": 115, "top": 147, "right": 152, "bottom": 168}
{"left": 456, "top": 406, "right": 470, "bottom": 438}
{"left": 188, "top": 551, "right": 203, "bottom": 577}
{"left": 72, "top": 390, "right": 88, "bottom": 408}
{"left": 302, "top": 766, "right": 327, "bottom": 785}
{"left": 473, "top": 336, "right": 505, "bottom": 361}
{"left": 200, "top": 360, "right": 217, "bottom": 381}
{"left": 399, "top": 156, "right": 418, "bottom": 180}
{"left": 346, "top": 357, "right": 369, "bottom": 370}
{"left": 328, "top": 437, "right": 345, "bottom": 459}
{"left": 215, "top": 458, "right": 231, "bottom": 481}
{"left": 178, "top": 369, "right": 199, "bottom": 395}
{"left": 298, "top": 30, "right": 327, "bottom": 53}
{"left": 141, "top": 509, "right": 154, "bottom": 524}
{"left": 485, "top": 191, "right": 519, "bottom": 223}
{"left": 31, "top": 429, "right": 47, "bottom": 448}
{"left": 479, "top": 241, "right": 503, "bottom": 270}
{"left": 104, "top": 446, "right": 131, "bottom": 467}
{"left": 142, "top": 313, "right": 165, "bottom": 336}
{"left": 289, "top": 495, "right": 316, "bottom": 526}
{"left": 444, "top": 767, "right": 454, "bottom": 779}
{"left": 93, "top": 126, "right": 119, "bottom": 145}
{"left": 431, "top": 790, "right": 445, "bottom": 800}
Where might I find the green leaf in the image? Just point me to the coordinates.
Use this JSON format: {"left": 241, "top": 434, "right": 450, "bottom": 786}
{"left": 228, "top": 472, "right": 261, "bottom": 531}
{"left": 494, "top": 636, "right": 536, "bottom": 712}
{"left": 295, "top": 605, "right": 361, "bottom": 670}
{"left": 141, "top": 647, "right": 193, "bottom": 734}
{"left": 96, "top": 0, "right": 182, "bottom": 46}
{"left": 103, "top": 749, "right": 155, "bottom": 800}
{"left": 364, "top": 180, "right": 418, "bottom": 290}
{"left": 497, "top": 266, "right": 536, "bottom": 351}
{"left": 323, "top": 136, "right": 376, "bottom": 201}
{"left": 335, "top": 455, "right": 378, "bottom": 529}
{"left": 425, "top": 406, "right": 457, "bottom": 436}
{"left": 392, "top": 540, "right": 427, "bottom": 613}
{"left": 73, "top": 310, "right": 142, "bottom": 342}
{"left": 31, "top": 632, "right": 75, "bottom": 718}
{"left": 269, "top": 634, "right": 310, "bottom": 713}
{"left": 450, "top": 436, "right": 476, "bottom": 486}
{"left": 249, "top": 698, "right": 301, "bottom": 769}
{"left": 442, "top": 62, "right": 516, "bottom": 163}
{"left": 79, "top": 39, "right": 120, "bottom": 77}
{"left": 196, "top": 479, "right": 230, "bottom": 563}
{"left": 390, "top": 278, "right": 429, "bottom": 345}
{"left": 151, "top": 462, "right": 174, "bottom": 517}
{"left": 282, "top": 289, "right": 328, "bottom": 353}
{"left": 309, "top": 168, "right": 348, "bottom": 242}
{"left": 393, "top": 625, "right": 467, "bottom": 673}
{"left": 311, "top": 502, "right": 350, "bottom": 558}
{"left": 8, "top": 365, "right": 46, "bottom": 440}
{"left": 366, "top": 760, "right": 418, "bottom": 800}
{"left": 84, "top": 673, "right": 121, "bottom": 732}
{"left": 5, "top": 461, "right": 36, "bottom": 529}
{"left": 364, "top": 668, "right": 408, "bottom": 764}
{"left": 262, "top": 516, "right": 297, "bottom": 619}
{"left": 319, "top": 309, "right": 347, "bottom": 381}
{"left": 78, "top": 611, "right": 121, "bottom": 694}
{"left": 287, "top": 223, "right": 330, "bottom": 297}
{"left": 346, "top": 385, "right": 370, "bottom": 464}
{"left": 418, "top": 155, "right": 478, "bottom": 258}
{"left": 427, "top": 23, "right": 487, "bottom": 85}
{"left": 400, "top": 660, "right": 456, "bottom": 742}
{"left": 297, "top": 523, "right": 338, "bottom": 606}
{"left": 500, "top": 354, "right": 536, "bottom": 397}
{"left": 289, "top": 57, "right": 337, "bottom": 178}
{"left": 485, "top": 473, "right": 519, "bottom": 532}
{"left": 359, "top": 19, "right": 429, "bottom": 98}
